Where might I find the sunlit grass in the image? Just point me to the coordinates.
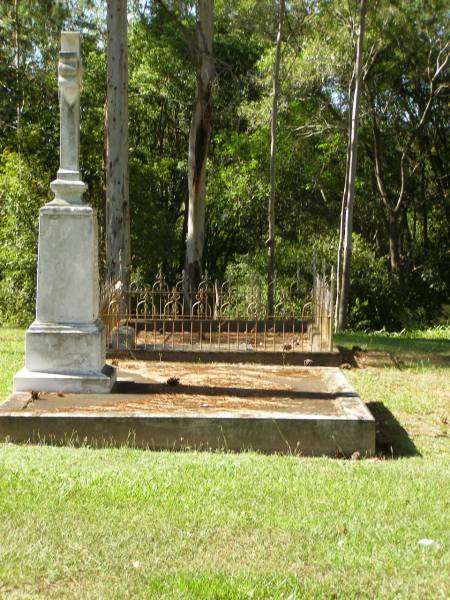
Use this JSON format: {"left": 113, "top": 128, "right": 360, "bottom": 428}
{"left": 0, "top": 328, "right": 24, "bottom": 402}
{"left": 335, "top": 326, "right": 450, "bottom": 357}
{"left": 0, "top": 327, "right": 449, "bottom": 598}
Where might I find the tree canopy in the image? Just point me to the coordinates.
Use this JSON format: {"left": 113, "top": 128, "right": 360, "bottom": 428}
{"left": 0, "top": 0, "right": 448, "bottom": 329}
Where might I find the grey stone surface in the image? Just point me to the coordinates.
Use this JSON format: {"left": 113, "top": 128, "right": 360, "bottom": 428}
{"left": 49, "top": 32, "right": 86, "bottom": 205}
{"left": 13, "top": 365, "right": 116, "bottom": 394}
{"left": 25, "top": 320, "right": 105, "bottom": 373}
{"left": 36, "top": 206, "right": 99, "bottom": 324}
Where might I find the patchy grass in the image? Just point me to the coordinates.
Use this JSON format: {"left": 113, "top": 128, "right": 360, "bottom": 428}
{"left": 0, "top": 444, "right": 449, "bottom": 599}
{"left": 335, "top": 326, "right": 450, "bottom": 360}
{"left": 0, "top": 328, "right": 24, "bottom": 401}
{"left": 0, "top": 327, "right": 449, "bottom": 599}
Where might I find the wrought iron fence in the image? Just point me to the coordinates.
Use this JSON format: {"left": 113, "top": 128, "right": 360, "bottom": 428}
{"left": 100, "top": 268, "right": 334, "bottom": 354}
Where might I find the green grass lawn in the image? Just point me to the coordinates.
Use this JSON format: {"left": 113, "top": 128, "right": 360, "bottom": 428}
{"left": 0, "top": 328, "right": 449, "bottom": 599}
{"left": 335, "top": 326, "right": 450, "bottom": 359}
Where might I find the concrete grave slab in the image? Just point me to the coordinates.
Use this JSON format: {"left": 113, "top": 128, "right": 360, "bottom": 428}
{"left": 1, "top": 363, "right": 375, "bottom": 456}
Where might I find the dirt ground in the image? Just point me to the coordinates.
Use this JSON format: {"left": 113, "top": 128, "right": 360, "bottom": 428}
{"left": 130, "top": 329, "right": 317, "bottom": 352}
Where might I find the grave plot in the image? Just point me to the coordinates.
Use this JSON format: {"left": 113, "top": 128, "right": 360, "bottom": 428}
{"left": 5, "top": 31, "right": 374, "bottom": 457}
{"left": 1, "top": 361, "right": 375, "bottom": 456}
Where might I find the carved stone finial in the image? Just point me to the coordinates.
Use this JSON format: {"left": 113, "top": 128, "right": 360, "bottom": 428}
{"left": 50, "top": 31, "right": 86, "bottom": 205}
{"left": 58, "top": 51, "right": 80, "bottom": 106}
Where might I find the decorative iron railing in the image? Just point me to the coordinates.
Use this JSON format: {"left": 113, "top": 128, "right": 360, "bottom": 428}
{"left": 100, "top": 267, "right": 334, "bottom": 354}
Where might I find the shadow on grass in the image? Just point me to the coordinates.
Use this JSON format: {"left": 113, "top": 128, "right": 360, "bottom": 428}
{"left": 367, "top": 401, "right": 421, "bottom": 458}
{"left": 335, "top": 332, "right": 450, "bottom": 358}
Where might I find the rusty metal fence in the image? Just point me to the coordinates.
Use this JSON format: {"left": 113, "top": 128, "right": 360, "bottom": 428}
{"left": 100, "top": 268, "right": 335, "bottom": 355}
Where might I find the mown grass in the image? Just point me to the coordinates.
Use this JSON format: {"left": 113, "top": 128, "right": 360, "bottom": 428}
{"left": 0, "top": 328, "right": 24, "bottom": 401}
{"left": 0, "top": 327, "right": 449, "bottom": 599}
{"left": 335, "top": 325, "right": 450, "bottom": 358}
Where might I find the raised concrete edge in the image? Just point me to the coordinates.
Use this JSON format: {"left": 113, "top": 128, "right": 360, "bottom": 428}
{"left": 0, "top": 412, "right": 375, "bottom": 456}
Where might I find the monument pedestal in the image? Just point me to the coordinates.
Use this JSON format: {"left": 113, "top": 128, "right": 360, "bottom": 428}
{"left": 13, "top": 31, "right": 115, "bottom": 394}
{"left": 13, "top": 207, "right": 116, "bottom": 394}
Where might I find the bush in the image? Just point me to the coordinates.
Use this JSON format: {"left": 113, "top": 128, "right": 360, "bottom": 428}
{"left": 0, "top": 151, "right": 50, "bottom": 326}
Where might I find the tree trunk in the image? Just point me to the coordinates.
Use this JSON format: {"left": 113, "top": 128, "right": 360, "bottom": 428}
{"left": 388, "top": 210, "right": 401, "bottom": 273}
{"left": 184, "top": 0, "right": 214, "bottom": 303}
{"left": 336, "top": 0, "right": 367, "bottom": 331}
{"left": 106, "top": 0, "right": 130, "bottom": 288}
{"left": 14, "top": 0, "right": 21, "bottom": 137}
{"left": 335, "top": 69, "right": 355, "bottom": 325}
{"left": 267, "top": 0, "right": 285, "bottom": 317}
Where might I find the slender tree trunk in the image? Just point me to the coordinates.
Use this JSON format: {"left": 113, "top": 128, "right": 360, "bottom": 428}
{"left": 184, "top": 0, "right": 214, "bottom": 302}
{"left": 267, "top": 0, "right": 285, "bottom": 317}
{"left": 335, "top": 70, "right": 355, "bottom": 325}
{"left": 388, "top": 210, "right": 401, "bottom": 272}
{"left": 14, "top": 0, "right": 21, "bottom": 139}
{"left": 336, "top": 0, "right": 367, "bottom": 331}
{"left": 180, "top": 192, "right": 189, "bottom": 273}
{"left": 106, "top": 0, "right": 130, "bottom": 287}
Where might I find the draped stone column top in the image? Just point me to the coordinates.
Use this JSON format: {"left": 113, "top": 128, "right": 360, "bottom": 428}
{"left": 50, "top": 31, "right": 87, "bottom": 205}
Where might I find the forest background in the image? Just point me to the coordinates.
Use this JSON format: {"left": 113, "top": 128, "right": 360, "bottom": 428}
{"left": 0, "top": 0, "right": 448, "bottom": 331}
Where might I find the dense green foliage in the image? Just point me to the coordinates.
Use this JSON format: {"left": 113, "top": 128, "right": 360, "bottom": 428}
{"left": 0, "top": 0, "right": 448, "bottom": 328}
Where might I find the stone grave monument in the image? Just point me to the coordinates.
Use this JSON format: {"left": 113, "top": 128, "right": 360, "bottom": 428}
{"left": 14, "top": 32, "right": 116, "bottom": 393}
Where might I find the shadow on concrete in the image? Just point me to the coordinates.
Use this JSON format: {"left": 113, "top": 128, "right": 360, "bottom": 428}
{"left": 367, "top": 401, "right": 421, "bottom": 458}
{"left": 113, "top": 380, "right": 358, "bottom": 401}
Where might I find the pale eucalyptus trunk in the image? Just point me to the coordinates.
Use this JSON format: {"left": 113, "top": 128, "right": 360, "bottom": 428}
{"left": 337, "top": 0, "right": 367, "bottom": 331}
{"left": 106, "top": 0, "right": 130, "bottom": 288}
{"left": 335, "top": 70, "right": 354, "bottom": 326}
{"left": 14, "top": 0, "right": 22, "bottom": 145}
{"left": 184, "top": 0, "right": 214, "bottom": 302}
{"left": 267, "top": 0, "right": 285, "bottom": 317}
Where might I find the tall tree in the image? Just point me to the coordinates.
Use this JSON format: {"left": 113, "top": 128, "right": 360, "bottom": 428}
{"left": 106, "top": 0, "right": 130, "bottom": 286}
{"left": 366, "top": 33, "right": 449, "bottom": 276}
{"left": 14, "top": 0, "right": 21, "bottom": 137}
{"left": 336, "top": 0, "right": 367, "bottom": 330}
{"left": 184, "top": 0, "right": 215, "bottom": 299}
{"left": 267, "top": 0, "right": 285, "bottom": 317}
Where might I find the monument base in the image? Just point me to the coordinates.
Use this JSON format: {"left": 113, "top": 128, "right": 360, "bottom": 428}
{"left": 25, "top": 320, "right": 107, "bottom": 374}
{"left": 13, "top": 364, "right": 116, "bottom": 394}
{"left": 14, "top": 320, "right": 116, "bottom": 393}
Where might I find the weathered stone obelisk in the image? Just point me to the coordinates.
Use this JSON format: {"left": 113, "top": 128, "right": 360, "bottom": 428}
{"left": 14, "top": 32, "right": 116, "bottom": 393}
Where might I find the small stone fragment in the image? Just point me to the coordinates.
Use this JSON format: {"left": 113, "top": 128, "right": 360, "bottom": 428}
{"left": 418, "top": 538, "right": 441, "bottom": 549}
{"left": 340, "top": 363, "right": 352, "bottom": 370}
{"left": 304, "top": 358, "right": 314, "bottom": 366}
